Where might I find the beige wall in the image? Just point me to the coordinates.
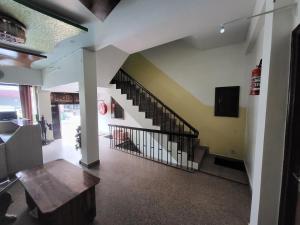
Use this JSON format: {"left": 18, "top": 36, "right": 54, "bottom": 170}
{"left": 123, "top": 53, "right": 246, "bottom": 160}
{"left": 142, "top": 42, "right": 249, "bottom": 107}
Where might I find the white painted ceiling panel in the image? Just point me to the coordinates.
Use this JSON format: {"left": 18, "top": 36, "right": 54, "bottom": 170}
{"left": 28, "top": 0, "right": 256, "bottom": 69}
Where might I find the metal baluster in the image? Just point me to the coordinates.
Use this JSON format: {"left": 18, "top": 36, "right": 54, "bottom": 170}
{"left": 146, "top": 131, "right": 148, "bottom": 158}
{"left": 136, "top": 129, "right": 138, "bottom": 155}
{"left": 113, "top": 126, "right": 115, "bottom": 149}
{"left": 170, "top": 134, "right": 173, "bottom": 166}
{"left": 180, "top": 135, "right": 183, "bottom": 168}
{"left": 152, "top": 131, "right": 155, "bottom": 160}
{"left": 161, "top": 134, "right": 163, "bottom": 163}
{"left": 158, "top": 132, "right": 160, "bottom": 161}
{"left": 151, "top": 132, "right": 153, "bottom": 160}
{"left": 149, "top": 131, "right": 152, "bottom": 159}
{"left": 143, "top": 130, "right": 145, "bottom": 157}
{"left": 176, "top": 134, "right": 179, "bottom": 167}
{"left": 167, "top": 134, "right": 169, "bottom": 165}
{"left": 109, "top": 126, "right": 111, "bottom": 148}
{"left": 130, "top": 128, "right": 133, "bottom": 153}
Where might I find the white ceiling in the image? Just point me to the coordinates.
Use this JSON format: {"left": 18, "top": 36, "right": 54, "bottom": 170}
{"left": 30, "top": 0, "right": 256, "bottom": 69}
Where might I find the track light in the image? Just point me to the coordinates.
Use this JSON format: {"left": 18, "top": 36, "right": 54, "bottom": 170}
{"left": 220, "top": 24, "right": 225, "bottom": 34}
{"left": 219, "top": 2, "right": 297, "bottom": 34}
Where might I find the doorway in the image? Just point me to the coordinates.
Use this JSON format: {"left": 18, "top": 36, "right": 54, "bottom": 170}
{"left": 59, "top": 104, "right": 80, "bottom": 141}
{"left": 51, "top": 104, "right": 61, "bottom": 139}
{"left": 50, "top": 92, "right": 80, "bottom": 143}
{"left": 279, "top": 25, "right": 300, "bottom": 225}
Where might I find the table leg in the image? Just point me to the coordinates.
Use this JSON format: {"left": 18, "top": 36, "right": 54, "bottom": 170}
{"left": 25, "top": 191, "right": 36, "bottom": 210}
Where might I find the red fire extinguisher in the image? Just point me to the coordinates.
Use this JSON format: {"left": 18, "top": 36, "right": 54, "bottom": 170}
{"left": 250, "top": 59, "right": 262, "bottom": 95}
{"left": 99, "top": 100, "right": 108, "bottom": 115}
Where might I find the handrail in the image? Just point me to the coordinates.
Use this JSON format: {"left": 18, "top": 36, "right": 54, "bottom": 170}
{"left": 108, "top": 124, "right": 198, "bottom": 138}
{"left": 117, "top": 69, "right": 199, "bottom": 136}
{"left": 108, "top": 124, "right": 196, "bottom": 171}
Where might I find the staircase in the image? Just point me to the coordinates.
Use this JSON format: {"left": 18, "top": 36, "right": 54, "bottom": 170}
{"left": 110, "top": 69, "right": 206, "bottom": 170}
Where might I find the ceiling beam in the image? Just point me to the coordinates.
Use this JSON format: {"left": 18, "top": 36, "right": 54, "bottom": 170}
{"left": 14, "top": 0, "right": 88, "bottom": 32}
{"left": 79, "top": 0, "right": 121, "bottom": 21}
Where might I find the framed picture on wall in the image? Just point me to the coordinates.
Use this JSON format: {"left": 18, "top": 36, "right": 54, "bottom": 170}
{"left": 111, "top": 97, "right": 124, "bottom": 119}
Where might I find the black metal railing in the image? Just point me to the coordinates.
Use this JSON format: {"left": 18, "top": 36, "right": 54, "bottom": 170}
{"left": 109, "top": 124, "right": 197, "bottom": 171}
{"left": 111, "top": 69, "right": 199, "bottom": 137}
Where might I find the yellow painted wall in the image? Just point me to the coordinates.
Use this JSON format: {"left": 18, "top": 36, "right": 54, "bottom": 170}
{"left": 122, "top": 53, "right": 246, "bottom": 160}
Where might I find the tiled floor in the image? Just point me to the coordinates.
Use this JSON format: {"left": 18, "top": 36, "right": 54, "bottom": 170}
{"left": 9, "top": 136, "right": 251, "bottom": 225}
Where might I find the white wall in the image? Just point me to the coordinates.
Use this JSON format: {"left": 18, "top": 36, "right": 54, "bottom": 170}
{"left": 247, "top": 0, "right": 298, "bottom": 224}
{"left": 96, "top": 45, "right": 128, "bottom": 87}
{"left": 43, "top": 46, "right": 127, "bottom": 89}
{"left": 97, "top": 87, "right": 141, "bottom": 134}
{"left": 42, "top": 49, "right": 83, "bottom": 89}
{"left": 244, "top": 17, "right": 265, "bottom": 188}
{"left": 294, "top": 0, "right": 300, "bottom": 28}
{"left": 0, "top": 66, "right": 42, "bottom": 86}
{"left": 142, "top": 41, "right": 248, "bottom": 107}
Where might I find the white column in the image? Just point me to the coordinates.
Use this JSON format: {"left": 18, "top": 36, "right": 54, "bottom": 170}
{"left": 250, "top": 0, "right": 295, "bottom": 224}
{"left": 79, "top": 49, "right": 100, "bottom": 166}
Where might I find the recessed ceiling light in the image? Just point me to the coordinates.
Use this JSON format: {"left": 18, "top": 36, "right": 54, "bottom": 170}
{"left": 220, "top": 24, "right": 225, "bottom": 34}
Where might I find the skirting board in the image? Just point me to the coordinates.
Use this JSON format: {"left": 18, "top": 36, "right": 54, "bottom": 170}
{"left": 79, "top": 160, "right": 100, "bottom": 168}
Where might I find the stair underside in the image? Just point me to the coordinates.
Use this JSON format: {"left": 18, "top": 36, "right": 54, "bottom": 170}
{"left": 113, "top": 76, "right": 206, "bottom": 168}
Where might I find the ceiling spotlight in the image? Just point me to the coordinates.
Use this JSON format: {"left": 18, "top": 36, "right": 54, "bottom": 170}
{"left": 220, "top": 24, "right": 225, "bottom": 34}
{"left": 218, "top": 3, "right": 297, "bottom": 35}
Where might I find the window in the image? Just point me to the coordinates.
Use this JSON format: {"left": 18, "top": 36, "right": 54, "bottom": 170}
{"left": 0, "top": 84, "right": 22, "bottom": 118}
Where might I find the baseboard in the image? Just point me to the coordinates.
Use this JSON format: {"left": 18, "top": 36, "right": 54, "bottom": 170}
{"left": 214, "top": 155, "right": 246, "bottom": 171}
{"left": 244, "top": 161, "right": 253, "bottom": 193}
{"left": 79, "top": 160, "right": 100, "bottom": 168}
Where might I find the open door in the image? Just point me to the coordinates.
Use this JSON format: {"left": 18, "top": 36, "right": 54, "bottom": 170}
{"left": 279, "top": 24, "right": 300, "bottom": 225}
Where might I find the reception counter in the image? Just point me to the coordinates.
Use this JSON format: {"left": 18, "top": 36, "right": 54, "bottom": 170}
{"left": 0, "top": 119, "right": 43, "bottom": 180}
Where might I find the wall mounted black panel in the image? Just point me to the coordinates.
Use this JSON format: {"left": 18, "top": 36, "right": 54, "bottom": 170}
{"left": 214, "top": 86, "right": 240, "bottom": 117}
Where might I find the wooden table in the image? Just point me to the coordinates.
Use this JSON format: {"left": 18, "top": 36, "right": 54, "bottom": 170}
{"left": 16, "top": 159, "right": 100, "bottom": 225}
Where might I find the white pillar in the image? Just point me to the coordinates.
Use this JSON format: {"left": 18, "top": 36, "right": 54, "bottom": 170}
{"left": 249, "top": 0, "right": 295, "bottom": 224}
{"left": 79, "top": 49, "right": 99, "bottom": 167}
